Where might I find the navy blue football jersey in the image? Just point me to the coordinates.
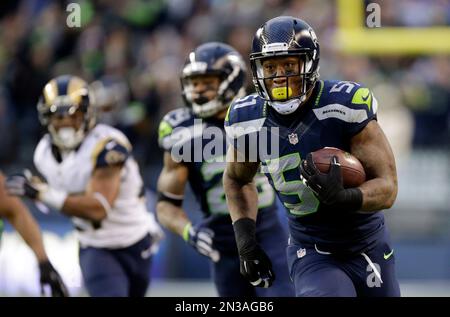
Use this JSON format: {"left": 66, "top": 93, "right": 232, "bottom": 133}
{"left": 225, "top": 80, "right": 384, "bottom": 254}
{"left": 158, "top": 108, "right": 277, "bottom": 218}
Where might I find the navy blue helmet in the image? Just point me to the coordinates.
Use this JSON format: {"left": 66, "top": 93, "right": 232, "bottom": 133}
{"left": 181, "top": 42, "right": 247, "bottom": 118}
{"left": 250, "top": 16, "right": 320, "bottom": 114}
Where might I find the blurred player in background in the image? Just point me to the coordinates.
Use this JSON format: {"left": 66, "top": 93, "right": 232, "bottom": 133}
{"left": 157, "top": 42, "right": 294, "bottom": 296}
{"left": 0, "top": 172, "right": 68, "bottom": 297}
{"left": 5, "top": 75, "right": 163, "bottom": 297}
{"left": 89, "top": 76, "right": 129, "bottom": 126}
{"left": 224, "top": 16, "right": 400, "bottom": 297}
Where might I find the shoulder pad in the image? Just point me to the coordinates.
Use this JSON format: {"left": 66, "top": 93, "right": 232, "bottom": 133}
{"left": 90, "top": 124, "right": 132, "bottom": 146}
{"left": 225, "top": 94, "right": 266, "bottom": 161}
{"left": 92, "top": 138, "right": 130, "bottom": 168}
{"left": 161, "top": 108, "right": 194, "bottom": 129}
{"left": 225, "top": 94, "right": 266, "bottom": 139}
{"left": 158, "top": 108, "right": 200, "bottom": 152}
{"left": 313, "top": 80, "right": 378, "bottom": 124}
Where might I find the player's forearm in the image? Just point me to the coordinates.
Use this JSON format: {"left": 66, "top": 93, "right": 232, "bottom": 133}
{"left": 350, "top": 120, "right": 398, "bottom": 213}
{"left": 223, "top": 171, "right": 259, "bottom": 223}
{"left": 5, "top": 200, "right": 48, "bottom": 263}
{"left": 156, "top": 201, "right": 190, "bottom": 237}
{"left": 61, "top": 195, "right": 107, "bottom": 221}
{"left": 359, "top": 177, "right": 397, "bottom": 212}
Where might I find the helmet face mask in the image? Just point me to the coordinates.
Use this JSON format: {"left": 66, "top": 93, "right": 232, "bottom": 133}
{"left": 47, "top": 107, "right": 86, "bottom": 150}
{"left": 37, "top": 75, "right": 96, "bottom": 151}
{"left": 89, "top": 77, "right": 129, "bottom": 126}
{"left": 256, "top": 54, "right": 306, "bottom": 101}
{"left": 181, "top": 42, "right": 247, "bottom": 118}
{"left": 250, "top": 16, "right": 320, "bottom": 115}
{"left": 183, "top": 74, "right": 223, "bottom": 118}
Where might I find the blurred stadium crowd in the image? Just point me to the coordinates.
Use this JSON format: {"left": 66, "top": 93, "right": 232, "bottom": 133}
{"left": 0, "top": 0, "right": 449, "bottom": 170}
{"left": 0, "top": 0, "right": 449, "bottom": 294}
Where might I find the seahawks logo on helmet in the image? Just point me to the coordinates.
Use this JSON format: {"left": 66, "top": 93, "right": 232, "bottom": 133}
{"left": 37, "top": 75, "right": 96, "bottom": 150}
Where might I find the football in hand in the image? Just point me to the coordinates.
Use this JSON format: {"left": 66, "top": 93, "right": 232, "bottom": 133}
{"left": 310, "top": 147, "right": 366, "bottom": 188}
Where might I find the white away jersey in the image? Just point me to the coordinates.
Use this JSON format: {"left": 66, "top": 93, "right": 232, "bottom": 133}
{"left": 34, "top": 124, "right": 162, "bottom": 249}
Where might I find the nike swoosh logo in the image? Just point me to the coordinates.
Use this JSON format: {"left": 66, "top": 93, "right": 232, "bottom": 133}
{"left": 384, "top": 249, "right": 394, "bottom": 260}
{"left": 362, "top": 93, "right": 370, "bottom": 101}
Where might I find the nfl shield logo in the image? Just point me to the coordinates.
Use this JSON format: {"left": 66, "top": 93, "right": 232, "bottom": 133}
{"left": 288, "top": 133, "right": 299, "bottom": 145}
{"left": 297, "top": 248, "right": 306, "bottom": 258}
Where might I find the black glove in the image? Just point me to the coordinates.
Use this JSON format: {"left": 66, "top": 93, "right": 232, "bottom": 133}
{"left": 184, "top": 223, "right": 220, "bottom": 262}
{"left": 5, "top": 173, "right": 39, "bottom": 199}
{"left": 299, "top": 154, "right": 363, "bottom": 212}
{"left": 233, "top": 218, "right": 274, "bottom": 288}
{"left": 39, "top": 260, "right": 69, "bottom": 297}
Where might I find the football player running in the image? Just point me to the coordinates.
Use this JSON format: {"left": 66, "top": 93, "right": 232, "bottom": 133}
{"left": 224, "top": 16, "right": 400, "bottom": 297}
{"left": 157, "top": 42, "right": 294, "bottom": 296}
{"left": 0, "top": 172, "right": 68, "bottom": 297}
{"left": 5, "top": 75, "right": 163, "bottom": 297}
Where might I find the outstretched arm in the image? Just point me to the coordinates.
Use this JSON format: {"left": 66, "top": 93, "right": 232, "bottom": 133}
{"left": 5, "top": 164, "right": 122, "bottom": 222}
{"left": 1, "top": 172, "right": 69, "bottom": 297}
{"left": 0, "top": 172, "right": 47, "bottom": 263}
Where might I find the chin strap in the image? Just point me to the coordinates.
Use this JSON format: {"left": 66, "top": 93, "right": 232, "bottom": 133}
{"left": 271, "top": 96, "right": 305, "bottom": 115}
{"left": 192, "top": 99, "right": 226, "bottom": 118}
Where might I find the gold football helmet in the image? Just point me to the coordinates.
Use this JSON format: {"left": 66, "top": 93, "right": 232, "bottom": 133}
{"left": 37, "top": 75, "right": 96, "bottom": 150}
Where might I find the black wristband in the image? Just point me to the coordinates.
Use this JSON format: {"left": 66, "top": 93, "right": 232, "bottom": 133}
{"left": 157, "top": 191, "right": 183, "bottom": 207}
{"left": 233, "top": 218, "right": 257, "bottom": 256}
{"left": 338, "top": 188, "right": 363, "bottom": 212}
